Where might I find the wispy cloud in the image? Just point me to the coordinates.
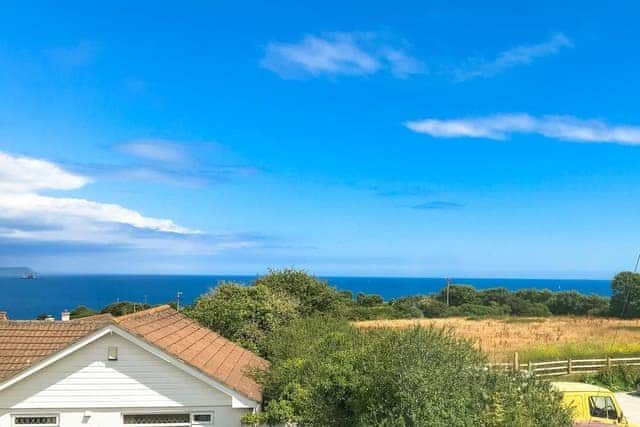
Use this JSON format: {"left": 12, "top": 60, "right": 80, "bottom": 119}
{"left": 262, "top": 32, "right": 424, "bottom": 79}
{"left": 405, "top": 114, "right": 640, "bottom": 146}
{"left": 0, "top": 151, "right": 266, "bottom": 254}
{"left": 119, "top": 140, "right": 190, "bottom": 165}
{"left": 412, "top": 201, "right": 464, "bottom": 210}
{"left": 109, "top": 140, "right": 257, "bottom": 187}
{"left": 48, "top": 41, "right": 99, "bottom": 67}
{"left": 453, "top": 33, "right": 572, "bottom": 81}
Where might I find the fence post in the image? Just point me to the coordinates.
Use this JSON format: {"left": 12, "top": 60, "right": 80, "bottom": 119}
{"left": 568, "top": 358, "right": 573, "bottom": 375}
{"left": 607, "top": 356, "right": 611, "bottom": 369}
{"left": 528, "top": 360, "right": 533, "bottom": 376}
{"left": 513, "top": 352, "right": 519, "bottom": 373}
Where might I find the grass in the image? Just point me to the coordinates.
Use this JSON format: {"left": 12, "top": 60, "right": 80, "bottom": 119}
{"left": 353, "top": 316, "right": 640, "bottom": 363}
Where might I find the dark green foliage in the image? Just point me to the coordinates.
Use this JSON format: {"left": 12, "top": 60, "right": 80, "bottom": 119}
{"left": 350, "top": 304, "right": 413, "bottom": 320}
{"left": 356, "top": 292, "right": 384, "bottom": 306}
{"left": 546, "top": 291, "right": 607, "bottom": 316}
{"left": 514, "top": 289, "right": 554, "bottom": 305}
{"left": 437, "top": 284, "right": 480, "bottom": 306}
{"left": 585, "top": 365, "right": 640, "bottom": 391}
{"left": 246, "top": 318, "right": 572, "bottom": 426}
{"left": 610, "top": 271, "right": 640, "bottom": 318}
{"left": 183, "top": 282, "right": 299, "bottom": 353}
{"left": 390, "top": 295, "right": 440, "bottom": 318}
{"left": 479, "top": 288, "right": 512, "bottom": 306}
{"left": 69, "top": 305, "right": 97, "bottom": 319}
{"left": 338, "top": 290, "right": 354, "bottom": 301}
{"left": 100, "top": 301, "right": 151, "bottom": 316}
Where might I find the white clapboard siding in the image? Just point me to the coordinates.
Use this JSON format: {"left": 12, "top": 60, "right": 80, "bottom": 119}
{"left": 1, "top": 334, "right": 232, "bottom": 409}
{"left": 0, "top": 407, "right": 252, "bottom": 427}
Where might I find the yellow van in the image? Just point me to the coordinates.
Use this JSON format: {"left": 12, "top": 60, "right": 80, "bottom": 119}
{"left": 552, "top": 382, "right": 638, "bottom": 426}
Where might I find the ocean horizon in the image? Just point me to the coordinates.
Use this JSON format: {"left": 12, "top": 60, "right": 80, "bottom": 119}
{"left": 0, "top": 274, "right": 612, "bottom": 320}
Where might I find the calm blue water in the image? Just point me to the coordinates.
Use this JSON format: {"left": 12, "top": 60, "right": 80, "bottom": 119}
{"left": 0, "top": 274, "right": 611, "bottom": 320}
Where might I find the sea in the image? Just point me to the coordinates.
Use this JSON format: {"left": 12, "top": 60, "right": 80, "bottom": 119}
{"left": 0, "top": 274, "right": 611, "bottom": 320}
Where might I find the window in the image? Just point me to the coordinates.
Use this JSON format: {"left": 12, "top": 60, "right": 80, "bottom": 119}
{"left": 107, "top": 346, "right": 118, "bottom": 361}
{"left": 123, "top": 414, "right": 190, "bottom": 425}
{"left": 589, "top": 395, "right": 618, "bottom": 420}
{"left": 13, "top": 415, "right": 58, "bottom": 426}
{"left": 192, "top": 413, "right": 214, "bottom": 424}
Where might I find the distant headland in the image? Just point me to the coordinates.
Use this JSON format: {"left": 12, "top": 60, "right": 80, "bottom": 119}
{"left": 0, "top": 267, "right": 37, "bottom": 278}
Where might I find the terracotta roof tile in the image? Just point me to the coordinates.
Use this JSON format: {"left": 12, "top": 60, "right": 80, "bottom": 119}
{"left": 0, "top": 316, "right": 112, "bottom": 381}
{"left": 116, "top": 306, "right": 266, "bottom": 402}
{"left": 0, "top": 305, "right": 266, "bottom": 402}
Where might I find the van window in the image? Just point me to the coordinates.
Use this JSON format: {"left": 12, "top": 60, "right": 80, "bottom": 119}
{"left": 589, "top": 396, "right": 618, "bottom": 420}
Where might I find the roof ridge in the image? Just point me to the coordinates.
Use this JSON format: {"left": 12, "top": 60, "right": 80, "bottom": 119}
{"left": 114, "top": 304, "right": 172, "bottom": 322}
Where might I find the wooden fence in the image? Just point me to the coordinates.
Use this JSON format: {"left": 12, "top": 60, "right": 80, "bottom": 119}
{"left": 489, "top": 353, "right": 640, "bottom": 377}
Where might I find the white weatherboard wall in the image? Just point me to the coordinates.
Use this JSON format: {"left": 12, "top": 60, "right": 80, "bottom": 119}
{"left": 0, "top": 333, "right": 252, "bottom": 426}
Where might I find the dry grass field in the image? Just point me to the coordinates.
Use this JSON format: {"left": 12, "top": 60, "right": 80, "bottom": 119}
{"left": 354, "top": 317, "right": 640, "bottom": 363}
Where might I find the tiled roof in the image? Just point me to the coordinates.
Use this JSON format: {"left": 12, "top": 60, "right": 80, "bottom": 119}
{"left": 0, "top": 306, "right": 267, "bottom": 402}
{"left": 0, "top": 315, "right": 113, "bottom": 382}
{"left": 114, "top": 305, "right": 267, "bottom": 402}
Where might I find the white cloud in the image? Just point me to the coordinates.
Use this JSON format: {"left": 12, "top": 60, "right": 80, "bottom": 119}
{"left": 119, "top": 140, "right": 189, "bottom": 164}
{"left": 454, "top": 33, "right": 572, "bottom": 81}
{"left": 0, "top": 151, "right": 91, "bottom": 192}
{"left": 261, "top": 32, "right": 423, "bottom": 79}
{"left": 0, "top": 151, "right": 209, "bottom": 250}
{"left": 405, "top": 114, "right": 640, "bottom": 145}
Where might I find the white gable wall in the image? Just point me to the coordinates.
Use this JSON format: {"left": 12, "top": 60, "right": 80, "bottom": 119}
{"left": 0, "top": 334, "right": 254, "bottom": 426}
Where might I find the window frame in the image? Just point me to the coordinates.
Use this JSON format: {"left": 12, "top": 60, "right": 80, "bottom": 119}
{"left": 588, "top": 395, "right": 619, "bottom": 420}
{"left": 11, "top": 414, "right": 59, "bottom": 427}
{"left": 191, "top": 413, "right": 214, "bottom": 425}
{"left": 121, "top": 413, "right": 191, "bottom": 427}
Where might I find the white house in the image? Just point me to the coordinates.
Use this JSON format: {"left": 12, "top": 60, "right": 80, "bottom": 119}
{"left": 0, "top": 305, "right": 267, "bottom": 427}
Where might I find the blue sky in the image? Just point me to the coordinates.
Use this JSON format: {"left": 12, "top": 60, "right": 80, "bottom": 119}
{"left": 1, "top": 1, "right": 639, "bottom": 278}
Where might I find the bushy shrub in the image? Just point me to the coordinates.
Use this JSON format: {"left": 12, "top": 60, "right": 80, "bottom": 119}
{"left": 349, "top": 304, "right": 412, "bottom": 320}
{"left": 437, "top": 284, "right": 480, "bottom": 306}
{"left": 184, "top": 282, "right": 299, "bottom": 353}
{"left": 390, "top": 295, "right": 448, "bottom": 318}
{"left": 514, "top": 289, "right": 553, "bottom": 305}
{"left": 547, "top": 291, "right": 609, "bottom": 316}
{"left": 356, "top": 292, "right": 384, "bottom": 306}
{"left": 246, "top": 318, "right": 572, "bottom": 426}
{"left": 585, "top": 365, "right": 640, "bottom": 391}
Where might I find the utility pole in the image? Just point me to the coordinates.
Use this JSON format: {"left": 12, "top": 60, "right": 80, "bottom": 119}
{"left": 635, "top": 253, "right": 640, "bottom": 273}
{"left": 445, "top": 277, "right": 450, "bottom": 306}
{"left": 176, "top": 291, "right": 183, "bottom": 311}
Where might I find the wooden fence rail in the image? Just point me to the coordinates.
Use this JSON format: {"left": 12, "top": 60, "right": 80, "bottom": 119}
{"left": 488, "top": 354, "right": 640, "bottom": 377}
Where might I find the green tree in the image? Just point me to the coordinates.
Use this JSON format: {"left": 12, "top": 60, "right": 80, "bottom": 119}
{"left": 611, "top": 271, "right": 640, "bottom": 318}
{"left": 255, "top": 268, "right": 352, "bottom": 317}
{"left": 184, "top": 282, "right": 299, "bottom": 353}
{"left": 70, "top": 305, "right": 98, "bottom": 319}
{"left": 101, "top": 301, "right": 151, "bottom": 316}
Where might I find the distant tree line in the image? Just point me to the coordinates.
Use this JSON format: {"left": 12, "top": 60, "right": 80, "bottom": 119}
{"left": 67, "top": 301, "right": 153, "bottom": 319}
{"left": 65, "top": 269, "right": 640, "bottom": 425}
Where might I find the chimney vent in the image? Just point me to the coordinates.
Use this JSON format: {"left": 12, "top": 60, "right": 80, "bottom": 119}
{"left": 61, "top": 310, "right": 71, "bottom": 321}
{"left": 0, "top": 311, "right": 7, "bottom": 321}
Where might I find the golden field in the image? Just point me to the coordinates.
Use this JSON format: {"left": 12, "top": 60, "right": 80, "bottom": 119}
{"left": 353, "top": 316, "right": 640, "bottom": 363}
